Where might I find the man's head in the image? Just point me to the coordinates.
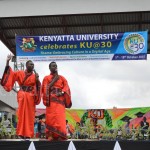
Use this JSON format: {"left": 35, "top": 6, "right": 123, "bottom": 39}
{"left": 143, "top": 117, "right": 147, "bottom": 122}
{"left": 39, "top": 117, "right": 42, "bottom": 120}
{"left": 76, "top": 122, "right": 80, "bottom": 126}
{"left": 49, "top": 62, "right": 57, "bottom": 73}
{"left": 4, "top": 115, "right": 7, "bottom": 120}
{"left": 26, "top": 60, "right": 34, "bottom": 72}
{"left": 127, "top": 120, "right": 130, "bottom": 124}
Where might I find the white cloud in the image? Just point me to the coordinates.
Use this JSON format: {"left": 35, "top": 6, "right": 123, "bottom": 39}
{"left": 1, "top": 41, "right": 150, "bottom": 109}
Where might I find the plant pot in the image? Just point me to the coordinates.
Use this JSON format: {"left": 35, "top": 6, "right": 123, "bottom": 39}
{"left": 5, "top": 135, "right": 11, "bottom": 139}
{"left": 1, "top": 135, "right": 5, "bottom": 139}
{"left": 11, "top": 135, "right": 16, "bottom": 139}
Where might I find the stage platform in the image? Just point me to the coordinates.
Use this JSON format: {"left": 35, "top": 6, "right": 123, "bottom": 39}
{"left": 0, "top": 139, "right": 150, "bottom": 150}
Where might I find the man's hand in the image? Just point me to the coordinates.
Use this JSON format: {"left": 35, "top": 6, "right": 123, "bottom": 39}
{"left": 35, "top": 73, "right": 40, "bottom": 83}
{"left": 56, "top": 91, "right": 64, "bottom": 97}
{"left": 6, "top": 54, "right": 12, "bottom": 66}
{"left": 35, "top": 73, "right": 39, "bottom": 79}
{"left": 7, "top": 54, "right": 12, "bottom": 61}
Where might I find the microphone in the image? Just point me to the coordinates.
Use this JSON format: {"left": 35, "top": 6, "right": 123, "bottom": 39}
{"left": 55, "top": 68, "right": 58, "bottom": 76}
{"left": 55, "top": 68, "right": 58, "bottom": 74}
{"left": 33, "top": 69, "right": 37, "bottom": 74}
{"left": 33, "top": 69, "right": 39, "bottom": 79}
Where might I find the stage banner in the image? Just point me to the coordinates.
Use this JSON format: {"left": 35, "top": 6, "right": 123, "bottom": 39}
{"left": 65, "top": 106, "right": 150, "bottom": 131}
{"left": 16, "top": 31, "right": 148, "bottom": 62}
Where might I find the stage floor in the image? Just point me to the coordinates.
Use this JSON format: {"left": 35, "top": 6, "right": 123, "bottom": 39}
{"left": 0, "top": 138, "right": 98, "bottom": 141}
{"left": 0, "top": 139, "right": 150, "bottom": 150}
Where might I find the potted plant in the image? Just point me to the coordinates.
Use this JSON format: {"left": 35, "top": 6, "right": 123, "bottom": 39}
{"left": 10, "top": 121, "right": 16, "bottom": 139}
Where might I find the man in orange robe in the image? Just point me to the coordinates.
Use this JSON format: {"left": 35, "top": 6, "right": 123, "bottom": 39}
{"left": 42, "top": 62, "right": 72, "bottom": 141}
{"left": 1, "top": 54, "right": 41, "bottom": 139}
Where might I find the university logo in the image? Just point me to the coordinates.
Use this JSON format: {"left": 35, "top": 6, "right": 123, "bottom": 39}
{"left": 20, "top": 37, "right": 37, "bottom": 52}
{"left": 124, "top": 33, "right": 145, "bottom": 54}
{"left": 88, "top": 109, "right": 104, "bottom": 119}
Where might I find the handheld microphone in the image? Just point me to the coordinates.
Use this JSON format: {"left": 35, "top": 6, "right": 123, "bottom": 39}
{"left": 33, "top": 69, "right": 39, "bottom": 79}
{"left": 33, "top": 69, "right": 37, "bottom": 74}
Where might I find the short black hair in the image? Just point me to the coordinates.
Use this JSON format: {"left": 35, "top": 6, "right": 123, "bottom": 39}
{"left": 49, "top": 61, "right": 56, "bottom": 68}
{"left": 76, "top": 122, "right": 80, "bottom": 125}
{"left": 26, "top": 60, "right": 33, "bottom": 66}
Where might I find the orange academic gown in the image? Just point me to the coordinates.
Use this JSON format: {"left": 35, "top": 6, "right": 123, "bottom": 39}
{"left": 1, "top": 66, "right": 41, "bottom": 138}
{"left": 42, "top": 74, "right": 72, "bottom": 140}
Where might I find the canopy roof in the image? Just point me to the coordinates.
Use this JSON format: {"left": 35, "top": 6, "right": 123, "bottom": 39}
{"left": 0, "top": 11, "right": 150, "bottom": 55}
